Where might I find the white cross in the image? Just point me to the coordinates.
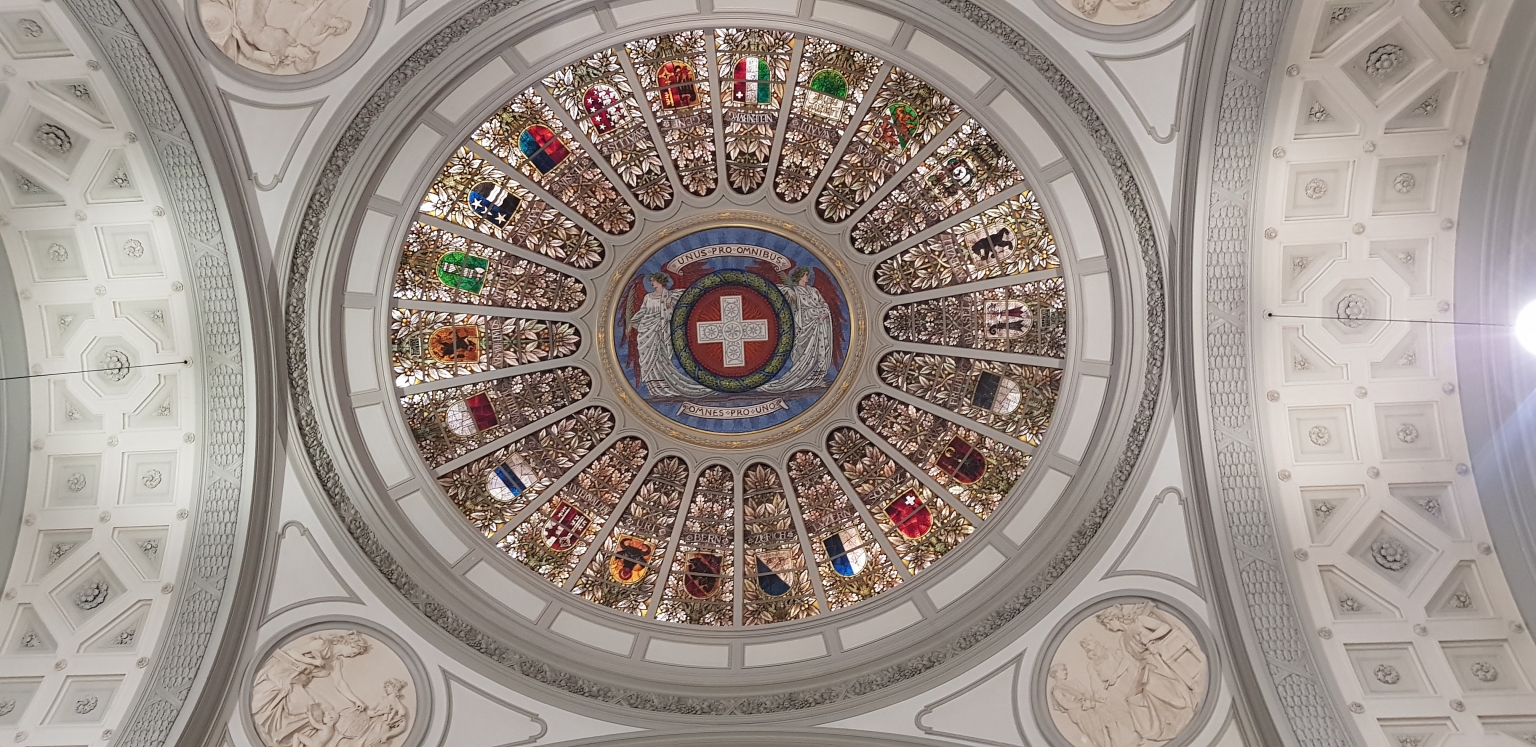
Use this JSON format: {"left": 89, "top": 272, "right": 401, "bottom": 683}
{"left": 694, "top": 295, "right": 770, "bottom": 369}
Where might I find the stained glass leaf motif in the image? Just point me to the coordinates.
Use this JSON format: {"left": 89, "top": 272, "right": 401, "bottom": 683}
{"left": 390, "top": 309, "right": 580, "bottom": 387}
{"left": 816, "top": 67, "right": 961, "bottom": 222}
{"left": 853, "top": 120, "right": 1021, "bottom": 253}
{"left": 543, "top": 49, "right": 674, "bottom": 210}
{"left": 875, "top": 192, "right": 1058, "bottom": 293}
{"left": 471, "top": 88, "right": 637, "bottom": 235}
{"left": 786, "top": 451, "right": 901, "bottom": 610}
{"left": 774, "top": 37, "right": 882, "bottom": 203}
{"left": 626, "top": 31, "right": 717, "bottom": 196}
{"left": 573, "top": 456, "right": 688, "bottom": 615}
{"left": 858, "top": 393, "right": 1029, "bottom": 519}
{"left": 395, "top": 222, "right": 586, "bottom": 310}
{"left": 878, "top": 352, "right": 1061, "bottom": 446}
{"left": 826, "top": 428, "right": 973, "bottom": 574}
{"left": 420, "top": 148, "right": 604, "bottom": 269}
{"left": 656, "top": 465, "right": 735, "bottom": 625}
{"left": 741, "top": 463, "right": 818, "bottom": 624}
{"left": 883, "top": 277, "right": 1067, "bottom": 359}
{"left": 401, "top": 367, "right": 593, "bottom": 467}
{"left": 437, "top": 407, "right": 614, "bottom": 535}
{"left": 499, "top": 437, "right": 649, "bottom": 586}
{"left": 715, "top": 28, "right": 795, "bottom": 194}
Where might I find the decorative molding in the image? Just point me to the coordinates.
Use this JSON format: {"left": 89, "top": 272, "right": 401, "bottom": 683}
{"left": 282, "top": 0, "right": 1168, "bottom": 714}
{"left": 913, "top": 652, "right": 1026, "bottom": 747}
{"left": 261, "top": 521, "right": 363, "bottom": 622}
{"left": 55, "top": 1, "right": 252, "bottom": 746}
{"left": 1191, "top": 0, "right": 1354, "bottom": 743}
{"left": 1102, "top": 487, "right": 1203, "bottom": 596}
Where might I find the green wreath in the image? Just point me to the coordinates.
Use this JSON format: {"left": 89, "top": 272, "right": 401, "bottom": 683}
{"left": 670, "top": 270, "right": 795, "bottom": 393}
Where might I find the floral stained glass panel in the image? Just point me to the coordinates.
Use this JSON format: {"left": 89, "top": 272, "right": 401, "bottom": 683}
{"left": 656, "top": 465, "right": 735, "bottom": 625}
{"left": 573, "top": 456, "right": 689, "bottom": 616}
{"left": 471, "top": 88, "right": 636, "bottom": 235}
{"left": 826, "top": 428, "right": 973, "bottom": 574}
{"left": 437, "top": 407, "right": 614, "bottom": 535}
{"left": 626, "top": 31, "right": 717, "bottom": 196}
{"left": 883, "top": 277, "right": 1068, "bottom": 359}
{"left": 715, "top": 28, "right": 795, "bottom": 194}
{"left": 419, "top": 148, "right": 605, "bottom": 269}
{"left": 394, "top": 222, "right": 586, "bottom": 311}
{"left": 400, "top": 367, "right": 592, "bottom": 467}
{"left": 878, "top": 352, "right": 1061, "bottom": 446}
{"left": 774, "top": 37, "right": 882, "bottom": 203}
{"left": 741, "top": 463, "right": 818, "bottom": 624}
{"left": 815, "top": 67, "right": 961, "bottom": 222}
{"left": 543, "top": 49, "right": 674, "bottom": 210}
{"left": 499, "top": 437, "right": 649, "bottom": 586}
{"left": 390, "top": 309, "right": 580, "bottom": 387}
{"left": 852, "top": 120, "right": 1021, "bottom": 253}
{"left": 787, "top": 450, "right": 901, "bottom": 609}
{"left": 858, "top": 393, "right": 1030, "bottom": 519}
{"left": 874, "top": 192, "right": 1058, "bottom": 293}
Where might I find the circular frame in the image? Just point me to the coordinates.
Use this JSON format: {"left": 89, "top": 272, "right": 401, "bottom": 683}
{"left": 182, "top": 0, "right": 383, "bottom": 89}
{"left": 668, "top": 269, "right": 796, "bottom": 391}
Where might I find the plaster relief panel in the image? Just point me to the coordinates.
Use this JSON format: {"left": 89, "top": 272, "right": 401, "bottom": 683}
{"left": 1320, "top": 565, "right": 1401, "bottom": 620}
{"left": 1282, "top": 327, "right": 1346, "bottom": 383}
{"left": 1302, "top": 485, "right": 1364, "bottom": 543}
{"left": 1284, "top": 161, "right": 1353, "bottom": 220}
{"left": 1370, "top": 324, "right": 1432, "bottom": 379}
{"left": 127, "top": 375, "right": 180, "bottom": 430}
{"left": 1, "top": 160, "right": 65, "bottom": 206}
{"left": 3, "top": 605, "right": 58, "bottom": 655}
{"left": 1280, "top": 242, "right": 1345, "bottom": 302}
{"left": 42, "top": 302, "right": 96, "bottom": 357}
{"left": 1048, "top": 0, "right": 1178, "bottom": 26}
{"left": 250, "top": 628, "right": 420, "bottom": 747}
{"left": 1369, "top": 238, "right": 1431, "bottom": 296}
{"left": 1482, "top": 717, "right": 1536, "bottom": 744}
{"left": 1385, "top": 74, "right": 1459, "bottom": 133}
{"left": 1344, "top": 642, "right": 1434, "bottom": 695}
{"left": 27, "top": 528, "right": 92, "bottom": 581}
{"left": 34, "top": 79, "right": 111, "bottom": 126}
{"left": 1441, "top": 640, "right": 1530, "bottom": 693}
{"left": 51, "top": 381, "right": 103, "bottom": 432}
{"left": 0, "top": 678, "right": 43, "bottom": 726}
{"left": 1419, "top": 0, "right": 1479, "bottom": 47}
{"left": 1294, "top": 81, "right": 1361, "bottom": 139}
{"left": 1310, "top": 1, "right": 1387, "bottom": 55}
{"left": 45, "top": 676, "right": 120, "bottom": 725}
{"left": 1321, "top": 279, "right": 1391, "bottom": 344}
{"left": 198, "top": 0, "right": 371, "bottom": 76}
{"left": 1374, "top": 402, "right": 1445, "bottom": 462}
{"left": 16, "top": 107, "right": 89, "bottom": 178}
{"left": 23, "top": 227, "right": 87, "bottom": 282}
{"left": 79, "top": 601, "right": 150, "bottom": 654}
{"left": 0, "top": 11, "right": 70, "bottom": 57}
{"left": 1378, "top": 718, "right": 1455, "bottom": 747}
{"left": 1041, "top": 599, "right": 1210, "bottom": 747}
{"left": 1347, "top": 513, "right": 1438, "bottom": 591}
{"left": 120, "top": 451, "right": 176, "bottom": 505}
{"left": 1426, "top": 561, "right": 1492, "bottom": 619}
{"left": 1371, "top": 156, "right": 1441, "bottom": 216}
{"left": 97, "top": 223, "right": 163, "bottom": 278}
{"left": 81, "top": 337, "right": 145, "bottom": 398}
{"left": 48, "top": 554, "right": 125, "bottom": 629}
{"left": 85, "top": 150, "right": 143, "bottom": 204}
{"left": 1344, "top": 29, "right": 1428, "bottom": 103}
{"left": 113, "top": 526, "right": 169, "bottom": 579}
{"left": 116, "top": 299, "right": 177, "bottom": 353}
{"left": 45, "top": 454, "right": 102, "bottom": 508}
{"left": 1388, "top": 482, "right": 1461, "bottom": 537}
{"left": 1287, "top": 406, "right": 1356, "bottom": 463}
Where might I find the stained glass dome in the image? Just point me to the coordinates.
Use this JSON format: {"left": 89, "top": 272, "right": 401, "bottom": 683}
{"left": 388, "top": 28, "right": 1067, "bottom": 627}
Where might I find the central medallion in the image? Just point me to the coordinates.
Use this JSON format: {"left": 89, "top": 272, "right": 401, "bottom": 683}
{"left": 613, "top": 224, "right": 852, "bottom": 436}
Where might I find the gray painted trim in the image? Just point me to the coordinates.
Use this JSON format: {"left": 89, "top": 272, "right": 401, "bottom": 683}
{"left": 435, "top": 670, "right": 548, "bottom": 747}
{"left": 1101, "top": 487, "right": 1203, "bottom": 596}
{"left": 260, "top": 521, "right": 365, "bottom": 623}
{"left": 0, "top": 238, "right": 30, "bottom": 592}
{"left": 1453, "top": 0, "right": 1536, "bottom": 649}
{"left": 282, "top": 0, "right": 1171, "bottom": 717}
{"left": 52, "top": 1, "right": 275, "bottom": 746}
{"left": 1178, "top": 0, "right": 1358, "bottom": 745}
{"left": 912, "top": 651, "right": 1026, "bottom": 747}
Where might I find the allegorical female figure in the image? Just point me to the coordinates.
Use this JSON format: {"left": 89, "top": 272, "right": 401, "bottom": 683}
{"left": 1095, "top": 604, "right": 1204, "bottom": 742}
{"left": 760, "top": 268, "right": 835, "bottom": 393}
{"left": 250, "top": 631, "right": 371, "bottom": 747}
{"left": 627, "top": 273, "right": 711, "bottom": 398}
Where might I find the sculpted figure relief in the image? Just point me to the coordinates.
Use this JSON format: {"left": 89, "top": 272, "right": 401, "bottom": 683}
{"left": 251, "top": 630, "right": 415, "bottom": 747}
{"left": 1047, "top": 602, "right": 1207, "bottom": 747}
{"left": 199, "top": 0, "right": 368, "bottom": 74}
{"left": 1053, "top": 0, "right": 1176, "bottom": 25}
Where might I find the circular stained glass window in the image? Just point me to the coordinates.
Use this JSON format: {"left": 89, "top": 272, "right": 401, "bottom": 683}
{"left": 389, "top": 28, "right": 1068, "bottom": 627}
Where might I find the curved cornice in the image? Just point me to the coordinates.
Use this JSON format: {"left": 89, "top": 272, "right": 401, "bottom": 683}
{"left": 281, "top": 0, "right": 1173, "bottom": 718}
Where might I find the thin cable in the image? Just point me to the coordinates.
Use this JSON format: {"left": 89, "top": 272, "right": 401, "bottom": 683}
{"left": 1265, "top": 312, "right": 1513, "bottom": 328}
{"left": 0, "top": 359, "right": 190, "bottom": 383}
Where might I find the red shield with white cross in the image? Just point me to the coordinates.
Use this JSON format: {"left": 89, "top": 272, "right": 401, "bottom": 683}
{"left": 684, "top": 285, "right": 782, "bottom": 377}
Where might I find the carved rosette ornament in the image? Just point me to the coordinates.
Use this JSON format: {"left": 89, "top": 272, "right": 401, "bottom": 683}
{"left": 1042, "top": 599, "right": 1210, "bottom": 747}
{"left": 250, "top": 629, "right": 418, "bottom": 747}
